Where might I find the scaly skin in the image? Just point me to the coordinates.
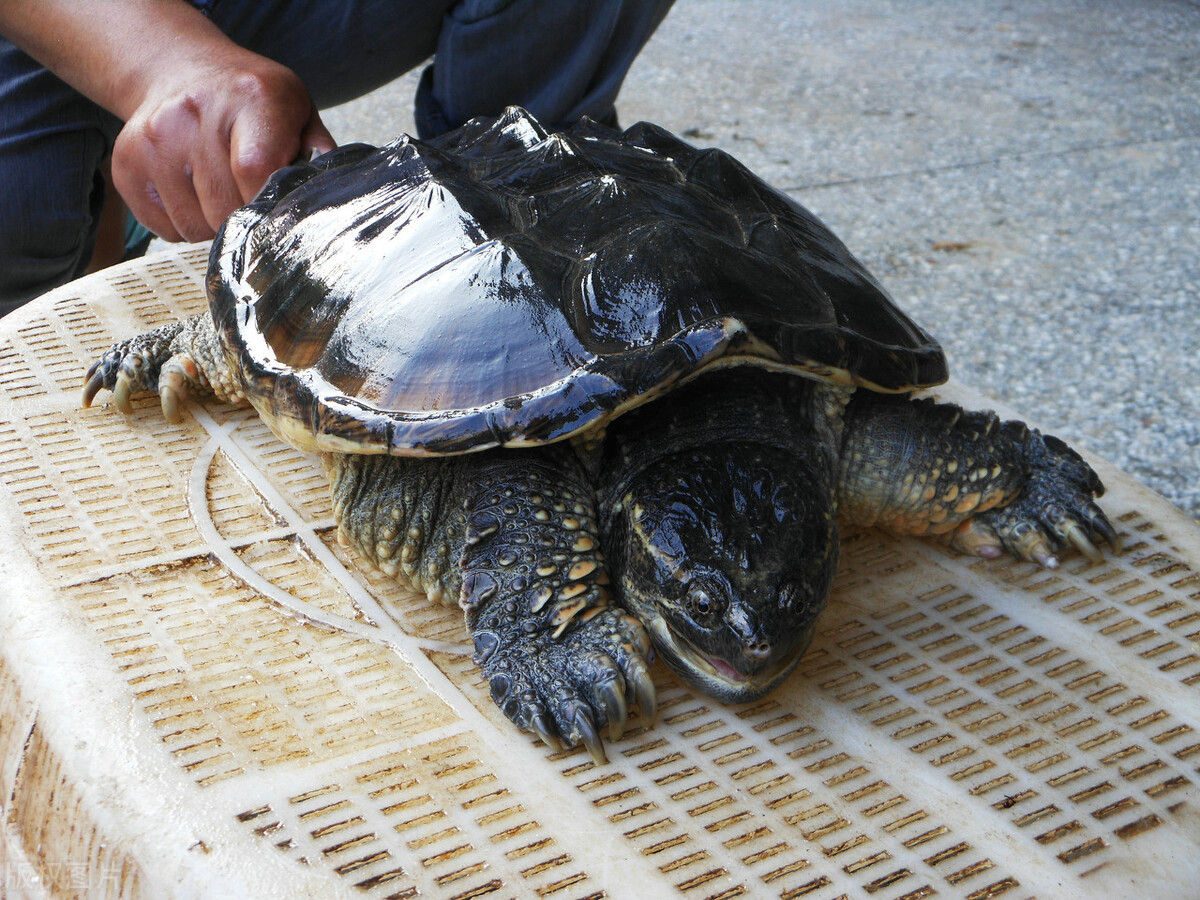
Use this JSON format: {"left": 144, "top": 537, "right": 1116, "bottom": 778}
{"left": 82, "top": 313, "right": 243, "bottom": 421}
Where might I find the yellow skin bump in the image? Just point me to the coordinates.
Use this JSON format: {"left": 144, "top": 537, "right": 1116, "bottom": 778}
{"left": 569, "top": 559, "right": 599, "bottom": 580}
{"left": 954, "top": 492, "right": 982, "bottom": 515}
{"left": 869, "top": 478, "right": 1017, "bottom": 537}
{"left": 560, "top": 582, "right": 589, "bottom": 600}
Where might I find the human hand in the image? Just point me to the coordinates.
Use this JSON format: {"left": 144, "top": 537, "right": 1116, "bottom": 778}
{"left": 111, "top": 52, "right": 337, "bottom": 243}
{"left": 0, "top": 0, "right": 336, "bottom": 242}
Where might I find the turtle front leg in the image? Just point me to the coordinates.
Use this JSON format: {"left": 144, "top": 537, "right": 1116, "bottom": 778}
{"left": 325, "top": 448, "right": 656, "bottom": 763}
{"left": 838, "top": 393, "right": 1118, "bottom": 567}
{"left": 462, "top": 453, "right": 657, "bottom": 762}
{"left": 82, "top": 314, "right": 246, "bottom": 422}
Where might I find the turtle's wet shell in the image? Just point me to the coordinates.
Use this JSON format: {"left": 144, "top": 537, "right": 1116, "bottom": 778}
{"left": 207, "top": 107, "right": 947, "bottom": 456}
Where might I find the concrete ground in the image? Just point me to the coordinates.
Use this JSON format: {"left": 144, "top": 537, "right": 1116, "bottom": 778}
{"left": 322, "top": 0, "right": 1200, "bottom": 519}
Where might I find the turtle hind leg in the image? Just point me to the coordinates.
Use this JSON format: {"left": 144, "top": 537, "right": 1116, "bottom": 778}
{"left": 82, "top": 313, "right": 246, "bottom": 422}
{"left": 839, "top": 393, "right": 1118, "bottom": 567}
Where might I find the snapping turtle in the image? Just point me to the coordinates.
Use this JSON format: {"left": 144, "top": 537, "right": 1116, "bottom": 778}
{"left": 83, "top": 107, "right": 1116, "bottom": 762}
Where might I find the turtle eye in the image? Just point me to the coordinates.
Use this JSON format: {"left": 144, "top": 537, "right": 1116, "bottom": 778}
{"left": 686, "top": 584, "right": 723, "bottom": 622}
{"left": 777, "top": 581, "right": 814, "bottom": 615}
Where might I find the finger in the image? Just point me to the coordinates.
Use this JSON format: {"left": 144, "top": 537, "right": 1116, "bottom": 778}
{"left": 188, "top": 125, "right": 243, "bottom": 233}
{"left": 112, "top": 104, "right": 218, "bottom": 242}
{"left": 150, "top": 161, "right": 216, "bottom": 242}
{"left": 113, "top": 138, "right": 213, "bottom": 242}
{"left": 112, "top": 133, "right": 182, "bottom": 242}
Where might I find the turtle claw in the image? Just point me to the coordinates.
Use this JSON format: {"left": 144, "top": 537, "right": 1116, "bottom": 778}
{"left": 81, "top": 362, "right": 106, "bottom": 409}
{"left": 80, "top": 317, "right": 227, "bottom": 423}
{"left": 592, "top": 678, "right": 628, "bottom": 741}
{"left": 571, "top": 708, "right": 607, "bottom": 765}
{"left": 81, "top": 347, "right": 130, "bottom": 410}
{"left": 113, "top": 369, "right": 138, "bottom": 415}
{"left": 532, "top": 713, "right": 563, "bottom": 752}
{"left": 81, "top": 325, "right": 179, "bottom": 415}
{"left": 160, "top": 384, "right": 183, "bottom": 424}
{"left": 1065, "top": 521, "right": 1103, "bottom": 564}
{"left": 1033, "top": 549, "right": 1059, "bottom": 569}
{"left": 1088, "top": 507, "right": 1122, "bottom": 554}
{"left": 158, "top": 358, "right": 198, "bottom": 425}
{"left": 629, "top": 656, "right": 658, "bottom": 727}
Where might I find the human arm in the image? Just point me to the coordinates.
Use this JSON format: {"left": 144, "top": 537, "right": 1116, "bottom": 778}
{"left": 0, "top": 0, "right": 336, "bottom": 241}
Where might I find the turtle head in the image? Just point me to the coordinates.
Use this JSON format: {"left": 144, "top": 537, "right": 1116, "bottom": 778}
{"left": 607, "top": 442, "right": 838, "bottom": 703}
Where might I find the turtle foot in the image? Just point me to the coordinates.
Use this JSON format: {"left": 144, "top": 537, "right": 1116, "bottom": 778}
{"left": 82, "top": 314, "right": 244, "bottom": 421}
{"left": 83, "top": 320, "right": 187, "bottom": 415}
{"left": 949, "top": 432, "right": 1119, "bottom": 567}
{"left": 473, "top": 605, "right": 656, "bottom": 764}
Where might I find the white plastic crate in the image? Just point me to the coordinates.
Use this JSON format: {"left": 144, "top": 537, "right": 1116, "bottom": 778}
{"left": 1, "top": 245, "right": 1198, "bottom": 899}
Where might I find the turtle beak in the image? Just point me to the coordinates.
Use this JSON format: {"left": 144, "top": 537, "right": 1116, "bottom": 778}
{"left": 640, "top": 609, "right": 815, "bottom": 703}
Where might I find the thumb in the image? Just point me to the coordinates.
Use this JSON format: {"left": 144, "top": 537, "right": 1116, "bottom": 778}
{"left": 301, "top": 107, "right": 337, "bottom": 158}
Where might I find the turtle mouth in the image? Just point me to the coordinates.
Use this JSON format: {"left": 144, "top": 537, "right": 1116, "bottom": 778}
{"left": 643, "top": 614, "right": 807, "bottom": 703}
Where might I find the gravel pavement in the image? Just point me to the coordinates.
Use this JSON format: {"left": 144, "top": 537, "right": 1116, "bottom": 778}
{"left": 322, "top": 0, "right": 1200, "bottom": 518}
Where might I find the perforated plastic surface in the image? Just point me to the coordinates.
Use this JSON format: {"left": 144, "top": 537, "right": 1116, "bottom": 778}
{"left": 2, "top": 245, "right": 1198, "bottom": 899}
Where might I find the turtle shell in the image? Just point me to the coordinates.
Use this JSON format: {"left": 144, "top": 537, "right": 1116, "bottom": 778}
{"left": 207, "top": 106, "right": 946, "bottom": 456}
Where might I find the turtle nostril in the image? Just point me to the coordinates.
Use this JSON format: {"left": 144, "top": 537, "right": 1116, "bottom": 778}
{"left": 745, "top": 640, "right": 771, "bottom": 661}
